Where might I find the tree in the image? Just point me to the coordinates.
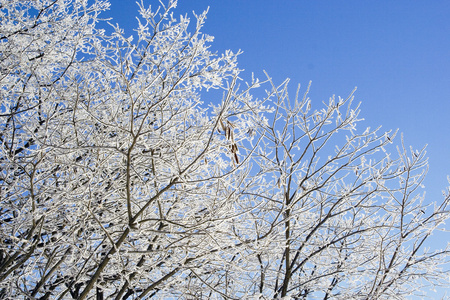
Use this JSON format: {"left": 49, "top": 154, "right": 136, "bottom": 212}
{"left": 0, "top": 0, "right": 449, "bottom": 299}
{"left": 236, "top": 79, "right": 450, "bottom": 299}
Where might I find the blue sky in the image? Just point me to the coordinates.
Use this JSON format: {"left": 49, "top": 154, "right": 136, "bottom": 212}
{"left": 106, "top": 0, "right": 450, "bottom": 197}
{"left": 105, "top": 0, "right": 450, "bottom": 295}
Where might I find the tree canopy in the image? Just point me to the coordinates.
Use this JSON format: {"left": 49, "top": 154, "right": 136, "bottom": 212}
{"left": 1, "top": 0, "right": 449, "bottom": 299}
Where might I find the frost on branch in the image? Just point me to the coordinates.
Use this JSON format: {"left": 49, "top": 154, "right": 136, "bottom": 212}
{"left": 1, "top": 0, "right": 449, "bottom": 299}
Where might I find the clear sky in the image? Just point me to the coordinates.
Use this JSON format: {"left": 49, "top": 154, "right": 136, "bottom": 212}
{"left": 105, "top": 0, "right": 450, "bottom": 296}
